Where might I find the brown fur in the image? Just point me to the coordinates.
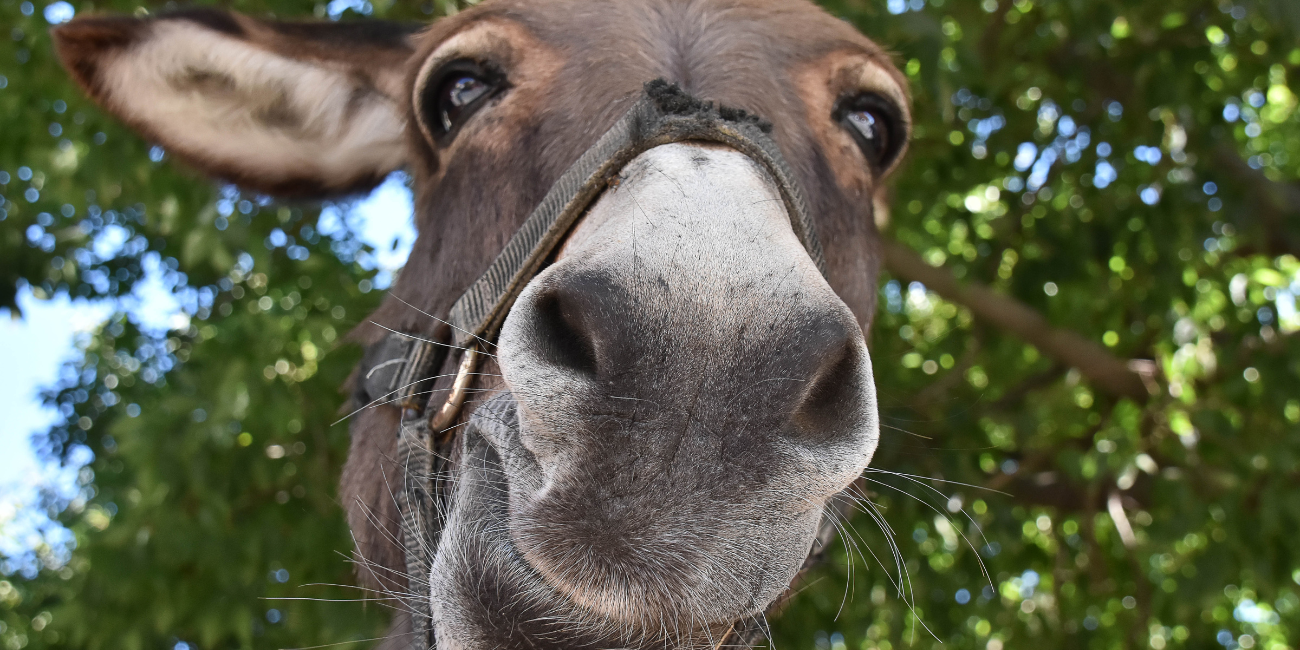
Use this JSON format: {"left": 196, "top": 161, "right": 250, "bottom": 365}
{"left": 53, "top": 2, "right": 911, "bottom": 644}
{"left": 349, "top": 3, "right": 910, "bottom": 630}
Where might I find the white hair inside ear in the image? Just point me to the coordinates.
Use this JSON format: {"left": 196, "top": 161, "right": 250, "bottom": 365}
{"left": 58, "top": 13, "right": 414, "bottom": 195}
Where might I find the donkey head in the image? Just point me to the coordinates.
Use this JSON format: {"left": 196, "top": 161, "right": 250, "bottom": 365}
{"left": 55, "top": 1, "right": 910, "bottom": 647}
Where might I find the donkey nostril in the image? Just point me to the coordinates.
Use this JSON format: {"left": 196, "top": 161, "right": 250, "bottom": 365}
{"left": 530, "top": 290, "right": 598, "bottom": 375}
{"left": 791, "top": 338, "right": 867, "bottom": 441}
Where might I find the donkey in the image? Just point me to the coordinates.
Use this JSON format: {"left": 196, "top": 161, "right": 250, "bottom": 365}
{"left": 54, "top": 0, "right": 911, "bottom": 647}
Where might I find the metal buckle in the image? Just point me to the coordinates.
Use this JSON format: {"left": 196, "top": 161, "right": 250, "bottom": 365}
{"left": 429, "top": 344, "right": 479, "bottom": 434}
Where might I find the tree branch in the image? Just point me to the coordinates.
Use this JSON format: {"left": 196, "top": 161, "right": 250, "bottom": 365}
{"left": 880, "top": 239, "right": 1154, "bottom": 401}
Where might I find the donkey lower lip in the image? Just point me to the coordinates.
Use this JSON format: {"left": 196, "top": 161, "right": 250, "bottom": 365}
{"left": 432, "top": 394, "right": 780, "bottom": 650}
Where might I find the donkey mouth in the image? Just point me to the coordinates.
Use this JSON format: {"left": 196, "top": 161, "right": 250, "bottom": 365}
{"left": 429, "top": 394, "right": 799, "bottom": 650}
{"left": 431, "top": 392, "right": 722, "bottom": 647}
{"left": 431, "top": 392, "right": 785, "bottom": 642}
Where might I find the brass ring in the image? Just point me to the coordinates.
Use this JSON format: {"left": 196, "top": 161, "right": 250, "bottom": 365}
{"left": 429, "top": 345, "right": 479, "bottom": 433}
{"left": 714, "top": 622, "right": 737, "bottom": 649}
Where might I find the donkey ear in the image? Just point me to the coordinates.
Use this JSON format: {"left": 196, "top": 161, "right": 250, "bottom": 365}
{"left": 53, "top": 9, "right": 422, "bottom": 197}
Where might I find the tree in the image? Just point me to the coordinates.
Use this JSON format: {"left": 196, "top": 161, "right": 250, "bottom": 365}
{"left": 2, "top": 0, "right": 1298, "bottom": 649}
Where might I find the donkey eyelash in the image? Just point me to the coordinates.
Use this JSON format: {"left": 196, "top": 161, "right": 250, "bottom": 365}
{"left": 415, "top": 58, "right": 507, "bottom": 143}
{"left": 832, "top": 91, "right": 907, "bottom": 173}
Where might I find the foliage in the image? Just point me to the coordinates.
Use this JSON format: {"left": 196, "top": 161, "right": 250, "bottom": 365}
{"left": 0, "top": 0, "right": 434, "bottom": 647}
{"left": 0, "top": 0, "right": 1298, "bottom": 649}
{"left": 773, "top": 1, "right": 1300, "bottom": 649}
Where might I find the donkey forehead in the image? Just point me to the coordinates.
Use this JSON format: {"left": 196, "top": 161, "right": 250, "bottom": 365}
{"left": 387, "top": 0, "right": 913, "bottom": 333}
{"left": 407, "top": 0, "right": 908, "bottom": 117}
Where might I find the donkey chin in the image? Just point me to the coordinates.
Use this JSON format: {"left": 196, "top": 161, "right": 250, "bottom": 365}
{"left": 429, "top": 143, "right": 881, "bottom": 649}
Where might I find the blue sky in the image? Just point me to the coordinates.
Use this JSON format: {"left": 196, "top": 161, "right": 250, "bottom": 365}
{"left": 0, "top": 292, "right": 110, "bottom": 484}
{"left": 0, "top": 175, "right": 415, "bottom": 539}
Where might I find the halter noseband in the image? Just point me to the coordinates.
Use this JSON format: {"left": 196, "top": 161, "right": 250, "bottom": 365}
{"left": 359, "top": 79, "right": 836, "bottom": 649}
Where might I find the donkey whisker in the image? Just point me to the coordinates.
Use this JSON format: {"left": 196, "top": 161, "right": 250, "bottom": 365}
{"left": 262, "top": 596, "right": 408, "bottom": 603}
{"left": 332, "top": 371, "right": 503, "bottom": 425}
{"left": 858, "top": 476, "right": 994, "bottom": 590}
{"left": 277, "top": 629, "right": 422, "bottom": 650}
{"left": 371, "top": 323, "right": 499, "bottom": 359}
{"left": 390, "top": 294, "right": 498, "bottom": 350}
{"left": 877, "top": 422, "right": 934, "bottom": 439}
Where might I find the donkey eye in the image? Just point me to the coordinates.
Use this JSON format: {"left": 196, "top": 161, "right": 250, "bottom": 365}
{"left": 438, "top": 75, "right": 491, "bottom": 131}
{"left": 419, "top": 60, "right": 503, "bottom": 139}
{"left": 835, "top": 93, "right": 904, "bottom": 171}
{"left": 846, "top": 110, "right": 887, "bottom": 158}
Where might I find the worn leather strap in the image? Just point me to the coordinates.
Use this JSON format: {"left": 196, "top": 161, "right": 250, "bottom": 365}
{"left": 358, "top": 331, "right": 445, "bottom": 414}
{"left": 355, "top": 331, "right": 448, "bottom": 649}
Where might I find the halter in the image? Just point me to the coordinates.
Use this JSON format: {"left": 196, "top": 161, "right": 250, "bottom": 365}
{"left": 358, "top": 79, "right": 839, "bottom": 649}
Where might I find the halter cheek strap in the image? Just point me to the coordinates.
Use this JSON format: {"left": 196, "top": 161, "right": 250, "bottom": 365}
{"left": 358, "top": 79, "right": 836, "bottom": 650}
{"left": 355, "top": 331, "right": 449, "bottom": 649}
